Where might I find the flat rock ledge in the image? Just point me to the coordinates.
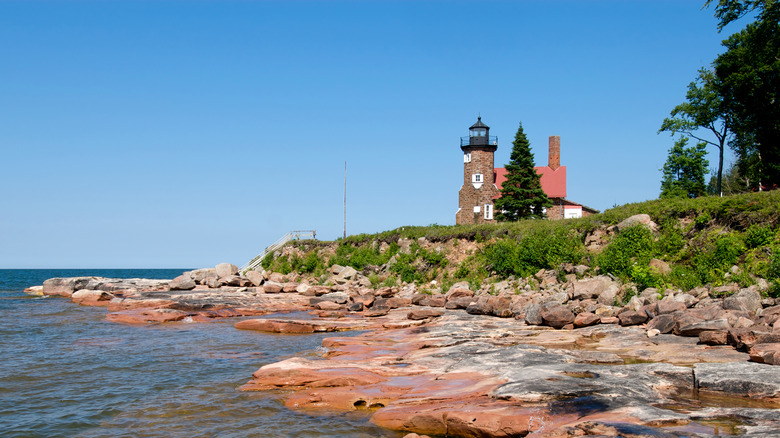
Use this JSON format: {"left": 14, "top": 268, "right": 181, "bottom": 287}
{"left": 241, "top": 311, "right": 780, "bottom": 438}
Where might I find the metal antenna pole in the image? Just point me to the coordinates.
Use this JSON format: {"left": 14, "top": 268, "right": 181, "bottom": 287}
{"left": 343, "top": 161, "right": 347, "bottom": 239}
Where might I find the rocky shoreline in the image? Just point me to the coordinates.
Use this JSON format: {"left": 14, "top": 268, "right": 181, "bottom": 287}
{"left": 29, "top": 262, "right": 780, "bottom": 437}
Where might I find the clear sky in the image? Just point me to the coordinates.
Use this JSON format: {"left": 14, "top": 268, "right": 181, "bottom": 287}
{"left": 1, "top": 0, "right": 742, "bottom": 268}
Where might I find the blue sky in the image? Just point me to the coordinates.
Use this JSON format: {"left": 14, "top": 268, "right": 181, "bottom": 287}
{"left": 1, "top": 1, "right": 742, "bottom": 268}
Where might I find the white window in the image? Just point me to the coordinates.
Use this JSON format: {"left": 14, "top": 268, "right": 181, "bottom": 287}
{"left": 472, "top": 174, "right": 482, "bottom": 183}
{"left": 564, "top": 207, "right": 583, "bottom": 219}
{"left": 484, "top": 204, "right": 493, "bottom": 220}
{"left": 473, "top": 206, "right": 481, "bottom": 213}
{"left": 464, "top": 152, "right": 471, "bottom": 163}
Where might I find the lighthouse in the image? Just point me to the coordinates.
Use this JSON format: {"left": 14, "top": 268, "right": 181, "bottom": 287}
{"left": 456, "top": 117, "right": 500, "bottom": 224}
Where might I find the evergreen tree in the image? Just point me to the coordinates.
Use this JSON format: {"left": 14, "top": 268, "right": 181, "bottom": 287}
{"left": 660, "top": 137, "right": 710, "bottom": 199}
{"left": 495, "top": 122, "right": 552, "bottom": 221}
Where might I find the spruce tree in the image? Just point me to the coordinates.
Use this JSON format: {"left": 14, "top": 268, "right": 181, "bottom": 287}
{"left": 494, "top": 122, "right": 552, "bottom": 221}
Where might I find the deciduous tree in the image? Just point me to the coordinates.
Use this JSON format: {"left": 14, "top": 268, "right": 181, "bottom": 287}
{"left": 707, "top": 0, "right": 780, "bottom": 188}
{"left": 660, "top": 68, "right": 730, "bottom": 195}
{"left": 661, "top": 137, "right": 710, "bottom": 199}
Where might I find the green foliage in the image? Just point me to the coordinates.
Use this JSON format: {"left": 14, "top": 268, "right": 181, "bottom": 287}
{"left": 389, "top": 243, "right": 449, "bottom": 284}
{"left": 630, "top": 264, "right": 661, "bottom": 290}
{"left": 667, "top": 265, "right": 701, "bottom": 292}
{"left": 660, "top": 137, "right": 710, "bottom": 199}
{"left": 494, "top": 122, "right": 552, "bottom": 221}
{"left": 482, "top": 226, "right": 584, "bottom": 278}
{"left": 329, "top": 241, "right": 398, "bottom": 270}
{"left": 597, "top": 226, "right": 656, "bottom": 280}
{"left": 714, "top": 233, "right": 745, "bottom": 267}
{"left": 745, "top": 224, "right": 775, "bottom": 249}
{"left": 704, "top": 0, "right": 780, "bottom": 188}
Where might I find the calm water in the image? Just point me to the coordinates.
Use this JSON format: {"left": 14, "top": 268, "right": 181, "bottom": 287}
{"left": 0, "top": 269, "right": 401, "bottom": 438}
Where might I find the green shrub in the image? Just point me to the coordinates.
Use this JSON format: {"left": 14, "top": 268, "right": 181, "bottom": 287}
{"left": 597, "top": 225, "right": 655, "bottom": 279}
{"left": 630, "top": 264, "right": 660, "bottom": 290}
{"left": 482, "top": 228, "right": 584, "bottom": 278}
{"left": 694, "top": 211, "right": 711, "bottom": 230}
{"left": 329, "top": 241, "right": 398, "bottom": 270}
{"left": 745, "top": 224, "right": 775, "bottom": 249}
{"left": 714, "top": 233, "right": 745, "bottom": 267}
{"left": 666, "top": 265, "right": 701, "bottom": 291}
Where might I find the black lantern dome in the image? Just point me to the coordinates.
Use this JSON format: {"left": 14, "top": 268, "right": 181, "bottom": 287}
{"left": 461, "top": 116, "right": 497, "bottom": 151}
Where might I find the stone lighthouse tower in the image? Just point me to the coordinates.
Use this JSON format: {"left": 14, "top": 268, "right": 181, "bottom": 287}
{"left": 456, "top": 116, "right": 500, "bottom": 224}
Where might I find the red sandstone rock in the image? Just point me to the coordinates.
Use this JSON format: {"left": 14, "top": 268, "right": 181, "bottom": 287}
{"left": 107, "top": 298, "right": 176, "bottom": 311}
{"left": 573, "top": 312, "right": 600, "bottom": 328}
{"left": 263, "top": 281, "right": 283, "bottom": 293}
{"left": 71, "top": 289, "right": 114, "bottom": 306}
{"left": 407, "top": 309, "right": 445, "bottom": 320}
{"left": 316, "top": 301, "right": 343, "bottom": 311}
{"left": 699, "top": 330, "right": 729, "bottom": 345}
{"left": 541, "top": 306, "right": 575, "bottom": 329}
{"left": 749, "top": 343, "right": 780, "bottom": 365}
{"left": 618, "top": 310, "right": 648, "bottom": 326}
{"left": 105, "top": 308, "right": 188, "bottom": 324}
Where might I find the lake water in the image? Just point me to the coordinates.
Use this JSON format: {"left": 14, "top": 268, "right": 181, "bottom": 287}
{"left": 0, "top": 269, "right": 401, "bottom": 438}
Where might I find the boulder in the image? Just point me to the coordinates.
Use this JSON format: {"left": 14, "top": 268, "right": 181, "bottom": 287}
{"left": 316, "top": 301, "right": 343, "bottom": 311}
{"left": 42, "top": 277, "right": 96, "bottom": 297}
{"left": 657, "top": 299, "right": 686, "bottom": 315}
{"left": 524, "top": 303, "right": 543, "bottom": 325}
{"left": 749, "top": 343, "right": 780, "bottom": 365}
{"left": 282, "top": 282, "right": 300, "bottom": 293}
{"left": 269, "top": 272, "right": 286, "bottom": 283}
{"left": 263, "top": 281, "right": 284, "bottom": 294}
{"left": 572, "top": 276, "right": 614, "bottom": 301}
{"left": 646, "top": 314, "right": 676, "bottom": 334}
{"left": 245, "top": 270, "right": 264, "bottom": 286}
{"left": 597, "top": 284, "right": 619, "bottom": 306}
{"left": 445, "top": 296, "right": 475, "bottom": 310}
{"left": 169, "top": 275, "right": 196, "bottom": 291}
{"left": 699, "top": 330, "right": 729, "bottom": 345}
{"left": 573, "top": 312, "right": 600, "bottom": 328}
{"left": 445, "top": 287, "right": 473, "bottom": 300}
{"left": 71, "top": 289, "right": 114, "bottom": 305}
{"left": 320, "top": 292, "right": 349, "bottom": 304}
{"left": 723, "top": 288, "right": 763, "bottom": 315}
{"left": 189, "top": 268, "right": 217, "bottom": 284}
{"left": 616, "top": 214, "right": 657, "bottom": 233}
{"left": 541, "top": 305, "right": 575, "bottom": 329}
{"left": 466, "top": 297, "right": 491, "bottom": 316}
{"left": 676, "top": 318, "right": 730, "bottom": 337}
{"left": 336, "top": 266, "right": 358, "bottom": 281}
{"left": 648, "top": 258, "right": 671, "bottom": 275}
{"left": 215, "top": 263, "right": 239, "bottom": 278}
{"left": 618, "top": 310, "right": 648, "bottom": 326}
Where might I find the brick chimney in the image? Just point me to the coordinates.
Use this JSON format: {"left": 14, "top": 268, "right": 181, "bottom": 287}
{"left": 548, "top": 136, "right": 561, "bottom": 170}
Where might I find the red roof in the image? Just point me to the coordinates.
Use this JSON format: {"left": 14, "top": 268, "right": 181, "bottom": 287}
{"left": 493, "top": 166, "right": 567, "bottom": 199}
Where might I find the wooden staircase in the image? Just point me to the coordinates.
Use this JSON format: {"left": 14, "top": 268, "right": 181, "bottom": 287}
{"left": 240, "top": 230, "right": 316, "bottom": 273}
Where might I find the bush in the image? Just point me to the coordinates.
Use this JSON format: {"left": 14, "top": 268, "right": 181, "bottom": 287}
{"left": 666, "top": 265, "right": 700, "bottom": 291}
{"left": 714, "top": 233, "right": 745, "bottom": 267}
{"left": 745, "top": 224, "right": 775, "bottom": 249}
{"left": 597, "top": 225, "right": 655, "bottom": 279}
{"left": 329, "top": 242, "right": 398, "bottom": 270}
{"left": 482, "top": 227, "right": 584, "bottom": 278}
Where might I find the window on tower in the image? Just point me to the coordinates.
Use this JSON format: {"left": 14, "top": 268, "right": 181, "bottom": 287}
{"left": 464, "top": 152, "right": 471, "bottom": 163}
{"left": 472, "top": 174, "right": 482, "bottom": 183}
